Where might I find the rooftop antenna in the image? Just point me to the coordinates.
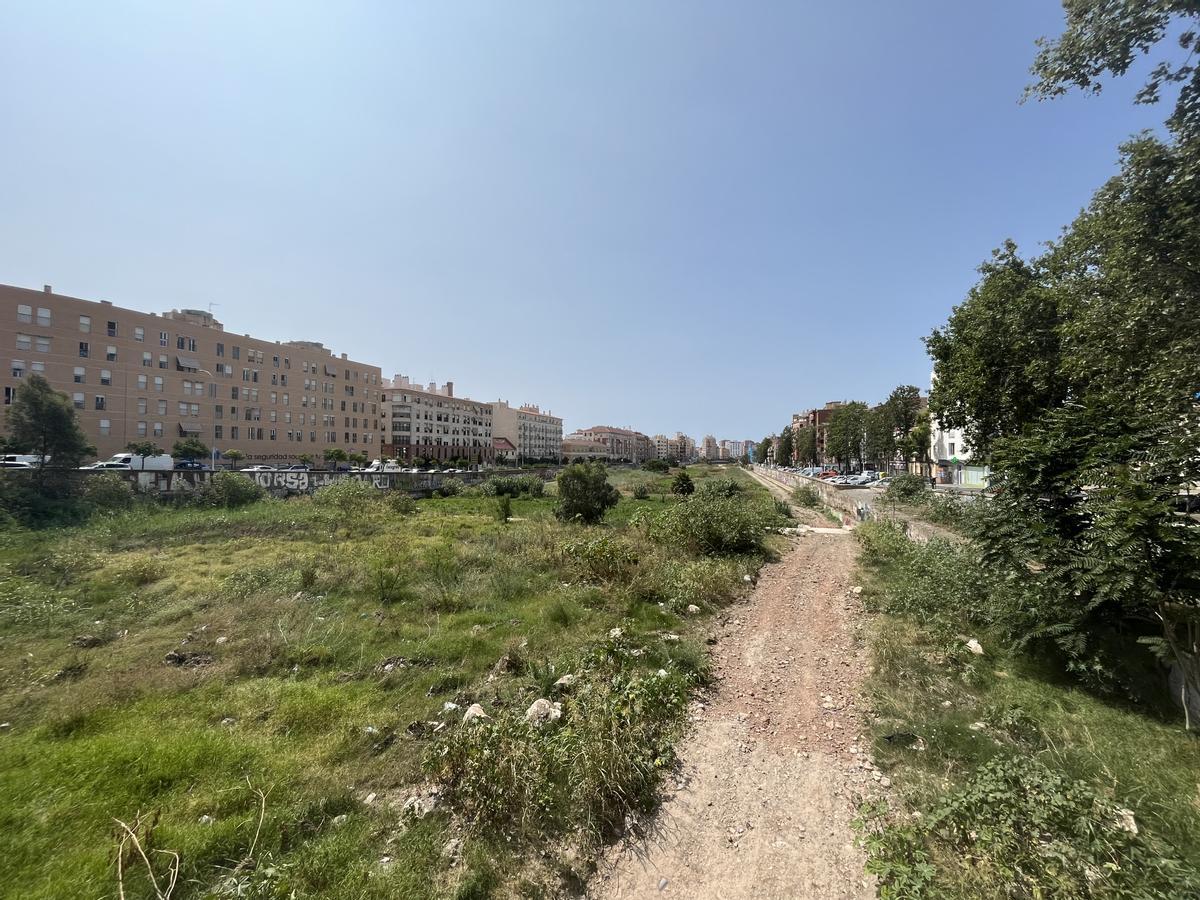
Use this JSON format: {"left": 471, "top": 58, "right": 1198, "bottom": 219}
{"left": 207, "top": 302, "right": 220, "bottom": 315}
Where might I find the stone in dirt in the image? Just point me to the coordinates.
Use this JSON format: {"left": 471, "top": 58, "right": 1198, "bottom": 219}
{"left": 69, "top": 634, "right": 106, "bottom": 648}
{"left": 376, "top": 656, "right": 408, "bottom": 674}
{"left": 554, "top": 673, "right": 577, "bottom": 690}
{"left": 463, "top": 703, "right": 489, "bottom": 724}
{"left": 966, "top": 638, "right": 984, "bottom": 655}
{"left": 524, "top": 698, "right": 563, "bottom": 726}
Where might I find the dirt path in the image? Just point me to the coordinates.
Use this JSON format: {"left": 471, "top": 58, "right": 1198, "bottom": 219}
{"left": 590, "top": 517, "right": 878, "bottom": 899}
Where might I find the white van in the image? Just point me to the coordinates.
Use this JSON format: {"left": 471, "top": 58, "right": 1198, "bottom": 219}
{"left": 363, "top": 459, "right": 403, "bottom": 473}
{"left": 84, "top": 453, "right": 175, "bottom": 471}
{"left": 1, "top": 454, "right": 43, "bottom": 468}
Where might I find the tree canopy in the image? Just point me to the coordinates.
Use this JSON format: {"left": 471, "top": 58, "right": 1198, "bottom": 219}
{"left": 4, "top": 375, "right": 95, "bottom": 484}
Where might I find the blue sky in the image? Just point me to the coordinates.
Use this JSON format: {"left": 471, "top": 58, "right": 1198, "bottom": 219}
{"left": 0, "top": 2, "right": 1167, "bottom": 440}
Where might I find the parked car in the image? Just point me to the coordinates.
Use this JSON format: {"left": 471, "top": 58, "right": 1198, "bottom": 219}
{"left": 242, "top": 464, "right": 275, "bottom": 472}
{"left": 284, "top": 464, "right": 310, "bottom": 471}
{"left": 2, "top": 454, "right": 45, "bottom": 467}
{"left": 0, "top": 460, "right": 34, "bottom": 469}
{"left": 82, "top": 453, "right": 174, "bottom": 471}
{"left": 174, "top": 460, "right": 210, "bottom": 471}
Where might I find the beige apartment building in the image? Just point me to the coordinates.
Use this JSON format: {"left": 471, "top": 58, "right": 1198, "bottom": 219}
{"left": 573, "top": 425, "right": 655, "bottom": 463}
{"left": 1, "top": 283, "right": 383, "bottom": 463}
{"left": 562, "top": 435, "right": 611, "bottom": 461}
{"left": 381, "top": 376, "right": 494, "bottom": 465}
{"left": 492, "top": 401, "right": 563, "bottom": 463}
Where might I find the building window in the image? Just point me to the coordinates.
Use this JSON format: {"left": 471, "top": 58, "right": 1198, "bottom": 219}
{"left": 137, "top": 374, "right": 147, "bottom": 389}
{"left": 137, "top": 398, "right": 147, "bottom": 415}
{"left": 106, "top": 346, "right": 117, "bottom": 362}
{"left": 74, "top": 367, "right": 85, "bottom": 383}
{"left": 231, "top": 426, "right": 240, "bottom": 439}
{"left": 154, "top": 376, "right": 164, "bottom": 392}
{"left": 232, "top": 346, "right": 240, "bottom": 360}
{"left": 95, "top": 396, "right": 106, "bottom": 410}
{"left": 3, "top": 387, "right": 12, "bottom": 405}
{"left": 106, "top": 321, "right": 117, "bottom": 337}
{"left": 188, "top": 337, "right": 197, "bottom": 352}
{"left": 16, "top": 304, "right": 31, "bottom": 323}
{"left": 176, "top": 336, "right": 185, "bottom": 350}
{"left": 79, "top": 315, "right": 91, "bottom": 333}
{"left": 214, "top": 425, "right": 223, "bottom": 440}
{"left": 79, "top": 342, "right": 89, "bottom": 358}
{"left": 949, "top": 442, "right": 956, "bottom": 457}
{"left": 158, "top": 355, "right": 168, "bottom": 369}
{"left": 157, "top": 399, "right": 167, "bottom": 414}
{"left": 134, "top": 326, "right": 144, "bottom": 342}
{"left": 73, "top": 393, "right": 84, "bottom": 409}
{"left": 143, "top": 352, "right": 152, "bottom": 367}
{"left": 217, "top": 342, "right": 224, "bottom": 357}
{"left": 153, "top": 422, "right": 163, "bottom": 437}
{"left": 30, "top": 361, "right": 44, "bottom": 374}
{"left": 11, "top": 360, "right": 25, "bottom": 378}
{"left": 100, "top": 370, "right": 112, "bottom": 386}
{"left": 137, "top": 421, "right": 147, "bottom": 436}
{"left": 16, "top": 334, "right": 31, "bottom": 351}
{"left": 99, "top": 418, "right": 111, "bottom": 436}
{"left": 35, "top": 336, "right": 50, "bottom": 353}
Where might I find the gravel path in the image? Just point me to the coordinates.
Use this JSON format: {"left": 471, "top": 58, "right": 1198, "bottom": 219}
{"left": 590, "top": 515, "right": 877, "bottom": 899}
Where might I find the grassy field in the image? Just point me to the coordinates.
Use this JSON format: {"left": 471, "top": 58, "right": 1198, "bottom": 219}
{"left": 0, "top": 465, "right": 781, "bottom": 899}
{"left": 853, "top": 519, "right": 1200, "bottom": 898}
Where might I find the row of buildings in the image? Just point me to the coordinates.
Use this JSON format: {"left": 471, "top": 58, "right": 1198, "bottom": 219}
{"left": 0, "top": 283, "right": 709, "bottom": 467}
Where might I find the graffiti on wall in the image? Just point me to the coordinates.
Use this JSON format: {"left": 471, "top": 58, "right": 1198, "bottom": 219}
{"left": 247, "top": 471, "right": 398, "bottom": 492}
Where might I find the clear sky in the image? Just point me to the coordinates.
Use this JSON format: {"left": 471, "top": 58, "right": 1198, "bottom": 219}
{"left": 0, "top": 2, "right": 1167, "bottom": 441}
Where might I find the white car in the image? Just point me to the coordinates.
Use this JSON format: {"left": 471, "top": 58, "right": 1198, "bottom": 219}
{"left": 241, "top": 465, "right": 276, "bottom": 472}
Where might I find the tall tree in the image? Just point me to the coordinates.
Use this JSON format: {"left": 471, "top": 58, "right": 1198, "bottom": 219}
{"left": 826, "top": 402, "right": 869, "bottom": 470}
{"left": 863, "top": 405, "right": 897, "bottom": 471}
{"left": 794, "top": 426, "right": 819, "bottom": 467}
{"left": 1027, "top": 1, "right": 1200, "bottom": 138}
{"left": 925, "top": 242, "right": 1064, "bottom": 457}
{"left": 775, "top": 426, "right": 794, "bottom": 467}
{"left": 4, "top": 375, "right": 95, "bottom": 488}
{"left": 171, "top": 437, "right": 209, "bottom": 460}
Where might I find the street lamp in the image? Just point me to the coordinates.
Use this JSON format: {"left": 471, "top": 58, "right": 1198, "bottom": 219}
{"left": 196, "top": 368, "right": 218, "bottom": 470}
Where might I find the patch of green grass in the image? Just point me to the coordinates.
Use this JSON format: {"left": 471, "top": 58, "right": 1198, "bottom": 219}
{"left": 0, "top": 482, "right": 768, "bottom": 898}
{"left": 856, "top": 520, "right": 1200, "bottom": 897}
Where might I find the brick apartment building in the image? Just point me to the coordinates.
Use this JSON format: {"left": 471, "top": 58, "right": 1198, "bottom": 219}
{"left": 1, "top": 283, "right": 383, "bottom": 463}
{"left": 381, "top": 376, "right": 494, "bottom": 465}
{"left": 570, "top": 425, "right": 655, "bottom": 463}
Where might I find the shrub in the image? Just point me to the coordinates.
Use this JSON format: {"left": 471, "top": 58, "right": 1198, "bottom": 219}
{"left": 561, "top": 535, "right": 639, "bottom": 582}
{"left": 656, "top": 495, "right": 767, "bottom": 556}
{"left": 696, "top": 477, "right": 742, "bottom": 499}
{"left": 387, "top": 491, "right": 417, "bottom": 515}
{"left": 555, "top": 463, "right": 619, "bottom": 524}
{"left": 670, "top": 470, "right": 694, "bottom": 496}
{"left": 79, "top": 473, "right": 136, "bottom": 512}
{"left": 632, "top": 484, "right": 650, "bottom": 500}
{"left": 195, "top": 471, "right": 266, "bottom": 509}
{"left": 436, "top": 477, "right": 465, "bottom": 498}
{"left": 495, "top": 494, "right": 512, "bottom": 523}
{"left": 855, "top": 518, "right": 912, "bottom": 565}
{"left": 109, "top": 553, "right": 164, "bottom": 586}
{"left": 313, "top": 477, "right": 373, "bottom": 517}
{"left": 426, "top": 664, "right": 691, "bottom": 841}
{"left": 642, "top": 459, "right": 669, "bottom": 473}
{"left": 885, "top": 473, "right": 929, "bottom": 503}
{"left": 482, "top": 474, "right": 544, "bottom": 498}
{"left": 858, "top": 756, "right": 1200, "bottom": 899}
{"left": 792, "top": 485, "right": 820, "bottom": 508}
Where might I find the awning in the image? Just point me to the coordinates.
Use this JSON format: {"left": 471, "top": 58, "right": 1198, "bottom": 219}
{"left": 178, "top": 422, "right": 204, "bottom": 434}
{"left": 324, "top": 363, "right": 338, "bottom": 377}
{"left": 176, "top": 355, "right": 201, "bottom": 370}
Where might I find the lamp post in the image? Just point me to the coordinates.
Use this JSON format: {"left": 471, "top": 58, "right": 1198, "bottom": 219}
{"left": 196, "top": 368, "right": 217, "bottom": 470}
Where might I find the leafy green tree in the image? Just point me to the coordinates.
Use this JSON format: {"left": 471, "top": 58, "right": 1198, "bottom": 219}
{"left": 671, "top": 469, "right": 695, "bottom": 496}
{"left": 775, "top": 426, "right": 794, "bottom": 467}
{"left": 171, "top": 437, "right": 209, "bottom": 460}
{"left": 324, "top": 448, "right": 349, "bottom": 470}
{"left": 297, "top": 453, "right": 312, "bottom": 466}
{"left": 863, "top": 405, "right": 896, "bottom": 471}
{"left": 757, "top": 436, "right": 774, "bottom": 463}
{"left": 930, "top": 136, "right": 1200, "bottom": 725}
{"left": 4, "top": 375, "right": 95, "bottom": 488}
{"left": 826, "top": 402, "right": 868, "bottom": 470}
{"left": 1027, "top": 1, "right": 1200, "bottom": 138}
{"left": 224, "top": 449, "right": 245, "bottom": 469}
{"left": 554, "top": 462, "right": 620, "bottom": 524}
{"left": 126, "top": 440, "right": 164, "bottom": 461}
{"left": 794, "top": 426, "right": 819, "bottom": 467}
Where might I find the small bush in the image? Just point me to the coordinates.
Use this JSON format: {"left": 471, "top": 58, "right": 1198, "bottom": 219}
{"left": 109, "top": 553, "right": 164, "bottom": 586}
{"left": 195, "top": 471, "right": 266, "bottom": 509}
{"left": 855, "top": 518, "right": 911, "bottom": 564}
{"left": 642, "top": 459, "right": 669, "bottom": 473}
{"left": 481, "top": 474, "right": 544, "bottom": 498}
{"left": 858, "top": 756, "right": 1200, "bottom": 898}
{"left": 436, "top": 477, "right": 465, "bottom": 498}
{"left": 656, "top": 495, "right": 768, "bottom": 556}
{"left": 79, "top": 473, "right": 136, "bottom": 512}
{"left": 772, "top": 498, "right": 793, "bottom": 519}
{"left": 495, "top": 495, "right": 512, "bottom": 523}
{"left": 885, "top": 473, "right": 929, "bottom": 503}
{"left": 792, "top": 485, "right": 820, "bottom": 508}
{"left": 313, "top": 477, "right": 374, "bottom": 517}
{"left": 555, "top": 463, "right": 620, "bottom": 525}
{"left": 561, "top": 535, "right": 639, "bottom": 583}
{"left": 387, "top": 491, "right": 417, "bottom": 515}
{"left": 632, "top": 484, "right": 650, "bottom": 500}
{"left": 670, "top": 470, "right": 694, "bottom": 496}
{"left": 696, "top": 477, "right": 742, "bottom": 499}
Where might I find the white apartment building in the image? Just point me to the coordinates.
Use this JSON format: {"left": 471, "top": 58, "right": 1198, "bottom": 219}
{"left": 382, "top": 375, "right": 494, "bottom": 465}
{"left": 492, "top": 401, "right": 563, "bottom": 463}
